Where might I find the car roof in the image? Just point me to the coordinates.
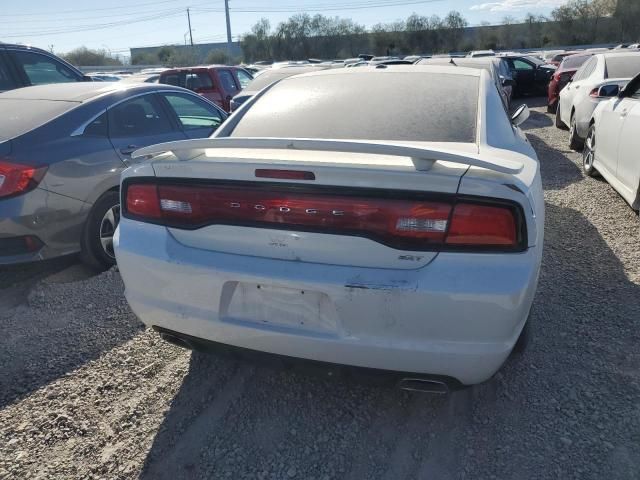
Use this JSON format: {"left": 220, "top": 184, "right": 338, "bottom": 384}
{"left": 0, "top": 43, "right": 50, "bottom": 53}
{"left": 0, "top": 82, "right": 170, "bottom": 102}
{"left": 162, "top": 65, "right": 237, "bottom": 73}
{"left": 285, "top": 65, "right": 483, "bottom": 80}
{"left": 597, "top": 51, "right": 640, "bottom": 58}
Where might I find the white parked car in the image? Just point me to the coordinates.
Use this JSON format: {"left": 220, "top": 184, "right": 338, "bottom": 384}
{"left": 467, "top": 50, "right": 495, "bottom": 58}
{"left": 556, "top": 51, "right": 640, "bottom": 150}
{"left": 583, "top": 73, "right": 640, "bottom": 210}
{"left": 417, "top": 56, "right": 515, "bottom": 109}
{"left": 114, "top": 66, "right": 544, "bottom": 391}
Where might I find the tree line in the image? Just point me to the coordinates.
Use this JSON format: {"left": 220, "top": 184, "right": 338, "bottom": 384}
{"left": 240, "top": 0, "right": 637, "bottom": 62}
{"left": 60, "top": 0, "right": 640, "bottom": 66}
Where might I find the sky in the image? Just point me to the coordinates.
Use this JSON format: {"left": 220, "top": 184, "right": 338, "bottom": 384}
{"left": 2, "top": 0, "right": 569, "bottom": 58}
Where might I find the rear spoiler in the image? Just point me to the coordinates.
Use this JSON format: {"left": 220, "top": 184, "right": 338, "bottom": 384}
{"left": 131, "top": 137, "right": 524, "bottom": 174}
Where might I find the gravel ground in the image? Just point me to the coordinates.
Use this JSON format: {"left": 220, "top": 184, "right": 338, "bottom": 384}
{"left": 1, "top": 98, "right": 639, "bottom": 479}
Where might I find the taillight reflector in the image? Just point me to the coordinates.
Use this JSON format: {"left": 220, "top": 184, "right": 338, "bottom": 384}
{"left": 0, "top": 160, "right": 47, "bottom": 199}
{"left": 123, "top": 182, "right": 523, "bottom": 251}
{"left": 126, "top": 184, "right": 161, "bottom": 219}
{"left": 446, "top": 203, "right": 517, "bottom": 246}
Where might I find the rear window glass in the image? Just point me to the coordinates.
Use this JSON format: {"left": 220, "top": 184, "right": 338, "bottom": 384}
{"left": 231, "top": 73, "right": 478, "bottom": 143}
{"left": 605, "top": 56, "right": 640, "bottom": 78}
{"left": 561, "top": 55, "right": 591, "bottom": 69}
{"left": 161, "top": 72, "right": 213, "bottom": 90}
{"left": 244, "top": 68, "right": 318, "bottom": 92}
{"left": 13, "top": 51, "right": 79, "bottom": 85}
{"left": 0, "top": 99, "right": 78, "bottom": 143}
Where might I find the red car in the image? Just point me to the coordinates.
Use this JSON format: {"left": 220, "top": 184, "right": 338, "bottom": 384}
{"left": 546, "top": 51, "right": 581, "bottom": 67}
{"left": 547, "top": 53, "right": 594, "bottom": 113}
{"left": 159, "top": 66, "right": 253, "bottom": 112}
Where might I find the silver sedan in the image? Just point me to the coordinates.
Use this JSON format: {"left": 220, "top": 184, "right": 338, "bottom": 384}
{"left": 0, "top": 82, "right": 227, "bottom": 269}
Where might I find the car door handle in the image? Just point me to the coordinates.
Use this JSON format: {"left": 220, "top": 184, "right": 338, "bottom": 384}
{"left": 620, "top": 109, "right": 629, "bottom": 117}
{"left": 120, "top": 145, "right": 138, "bottom": 155}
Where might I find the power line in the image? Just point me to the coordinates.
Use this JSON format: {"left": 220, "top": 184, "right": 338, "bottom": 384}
{"left": 0, "top": 7, "right": 196, "bottom": 24}
{"left": 195, "top": 0, "right": 445, "bottom": 13}
{"left": 1, "top": 10, "right": 186, "bottom": 38}
{"left": 2, "top": 0, "right": 198, "bottom": 17}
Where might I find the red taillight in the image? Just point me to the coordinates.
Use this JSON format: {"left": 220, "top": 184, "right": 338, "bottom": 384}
{"left": 446, "top": 203, "right": 517, "bottom": 247}
{"left": 0, "top": 160, "right": 47, "bottom": 199}
{"left": 126, "top": 184, "right": 161, "bottom": 219}
{"left": 123, "top": 182, "right": 523, "bottom": 251}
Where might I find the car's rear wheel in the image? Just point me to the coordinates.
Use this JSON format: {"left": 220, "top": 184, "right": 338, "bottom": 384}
{"left": 81, "top": 190, "right": 120, "bottom": 271}
{"left": 555, "top": 103, "right": 567, "bottom": 130}
{"left": 582, "top": 125, "right": 599, "bottom": 177}
{"left": 569, "top": 113, "right": 584, "bottom": 151}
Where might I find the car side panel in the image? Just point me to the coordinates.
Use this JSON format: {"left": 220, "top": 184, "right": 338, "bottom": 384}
{"left": 0, "top": 186, "right": 88, "bottom": 263}
{"left": 614, "top": 99, "right": 640, "bottom": 204}
{"left": 595, "top": 99, "right": 627, "bottom": 176}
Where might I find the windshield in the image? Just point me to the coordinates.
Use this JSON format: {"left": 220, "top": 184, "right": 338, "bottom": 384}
{"left": 525, "top": 56, "right": 545, "bottom": 66}
{"left": 231, "top": 72, "right": 478, "bottom": 143}
{"left": 605, "top": 56, "right": 640, "bottom": 78}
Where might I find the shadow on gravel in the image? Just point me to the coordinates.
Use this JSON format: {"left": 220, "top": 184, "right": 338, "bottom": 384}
{"left": 527, "top": 133, "right": 583, "bottom": 190}
{"left": 140, "top": 349, "right": 473, "bottom": 480}
{"left": 0, "top": 268, "right": 142, "bottom": 409}
{"left": 516, "top": 96, "right": 548, "bottom": 109}
{"left": 139, "top": 203, "right": 640, "bottom": 480}
{"left": 521, "top": 110, "right": 553, "bottom": 130}
{"left": 467, "top": 202, "right": 640, "bottom": 480}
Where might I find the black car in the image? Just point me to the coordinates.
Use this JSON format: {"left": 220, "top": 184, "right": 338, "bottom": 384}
{"left": 0, "top": 44, "right": 88, "bottom": 92}
{"left": 501, "top": 55, "right": 556, "bottom": 96}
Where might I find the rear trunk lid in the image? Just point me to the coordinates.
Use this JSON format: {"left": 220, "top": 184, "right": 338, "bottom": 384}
{"left": 132, "top": 139, "right": 524, "bottom": 270}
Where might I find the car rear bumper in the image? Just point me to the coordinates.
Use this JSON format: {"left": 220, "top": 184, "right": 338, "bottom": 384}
{"left": 114, "top": 219, "right": 541, "bottom": 385}
{"left": 0, "top": 188, "right": 87, "bottom": 264}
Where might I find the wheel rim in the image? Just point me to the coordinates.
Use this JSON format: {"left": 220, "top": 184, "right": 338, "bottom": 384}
{"left": 570, "top": 116, "right": 576, "bottom": 138}
{"left": 584, "top": 131, "right": 595, "bottom": 169}
{"left": 99, "top": 204, "right": 120, "bottom": 259}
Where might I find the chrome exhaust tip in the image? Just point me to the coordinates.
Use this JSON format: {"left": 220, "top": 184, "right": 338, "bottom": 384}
{"left": 398, "top": 378, "right": 449, "bottom": 394}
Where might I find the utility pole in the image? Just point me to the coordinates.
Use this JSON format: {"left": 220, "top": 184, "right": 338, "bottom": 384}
{"left": 224, "top": 0, "right": 232, "bottom": 58}
{"left": 187, "top": 8, "right": 194, "bottom": 46}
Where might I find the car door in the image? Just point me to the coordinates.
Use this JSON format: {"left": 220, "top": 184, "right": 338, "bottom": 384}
{"left": 561, "top": 57, "right": 596, "bottom": 125}
{"left": 159, "top": 92, "right": 227, "bottom": 139}
{"left": 613, "top": 84, "right": 640, "bottom": 200}
{"left": 508, "top": 58, "right": 535, "bottom": 93}
{"left": 107, "top": 93, "right": 185, "bottom": 163}
{"left": 216, "top": 69, "right": 241, "bottom": 112}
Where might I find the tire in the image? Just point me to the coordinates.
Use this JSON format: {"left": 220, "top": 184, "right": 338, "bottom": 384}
{"left": 582, "top": 125, "right": 599, "bottom": 177}
{"left": 569, "top": 113, "right": 584, "bottom": 151}
{"left": 555, "top": 103, "right": 568, "bottom": 130}
{"left": 80, "top": 190, "right": 120, "bottom": 271}
{"left": 547, "top": 101, "right": 557, "bottom": 114}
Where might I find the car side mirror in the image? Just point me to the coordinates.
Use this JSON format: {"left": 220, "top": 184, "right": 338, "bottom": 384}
{"left": 502, "top": 78, "right": 516, "bottom": 87}
{"left": 511, "top": 104, "right": 530, "bottom": 127}
{"left": 597, "top": 84, "right": 620, "bottom": 97}
{"left": 82, "top": 75, "right": 93, "bottom": 82}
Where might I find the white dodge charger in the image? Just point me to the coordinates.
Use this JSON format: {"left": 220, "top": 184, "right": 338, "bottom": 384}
{"left": 114, "top": 66, "right": 544, "bottom": 391}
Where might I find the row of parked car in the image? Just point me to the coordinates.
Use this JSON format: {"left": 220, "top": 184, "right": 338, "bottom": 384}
{"left": 550, "top": 50, "right": 640, "bottom": 212}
